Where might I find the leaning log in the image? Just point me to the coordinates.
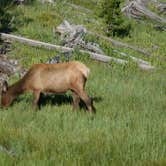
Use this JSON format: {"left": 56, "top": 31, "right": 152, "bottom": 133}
{"left": 0, "top": 33, "right": 72, "bottom": 52}
{"left": 0, "top": 33, "right": 154, "bottom": 70}
{"left": 122, "top": 1, "right": 166, "bottom": 24}
{"left": 114, "top": 50, "right": 155, "bottom": 70}
{"left": 0, "top": 33, "right": 127, "bottom": 65}
{"left": 88, "top": 31, "right": 150, "bottom": 56}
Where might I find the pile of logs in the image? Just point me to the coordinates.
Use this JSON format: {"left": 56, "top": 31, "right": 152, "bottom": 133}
{"left": 55, "top": 20, "right": 105, "bottom": 54}
{"left": 0, "top": 19, "right": 155, "bottom": 79}
{"left": 0, "top": 41, "right": 25, "bottom": 92}
{"left": 55, "top": 20, "right": 154, "bottom": 70}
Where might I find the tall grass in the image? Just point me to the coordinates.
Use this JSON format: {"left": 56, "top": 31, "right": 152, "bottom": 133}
{"left": 0, "top": 1, "right": 166, "bottom": 165}
{"left": 0, "top": 61, "right": 165, "bottom": 165}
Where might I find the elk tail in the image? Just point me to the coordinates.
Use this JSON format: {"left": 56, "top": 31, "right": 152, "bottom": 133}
{"left": 76, "top": 62, "right": 90, "bottom": 78}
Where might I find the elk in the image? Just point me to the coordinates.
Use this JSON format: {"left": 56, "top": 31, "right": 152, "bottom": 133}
{"left": 1, "top": 61, "right": 95, "bottom": 112}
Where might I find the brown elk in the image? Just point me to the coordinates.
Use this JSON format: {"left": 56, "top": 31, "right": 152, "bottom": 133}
{"left": 1, "top": 61, "right": 95, "bottom": 112}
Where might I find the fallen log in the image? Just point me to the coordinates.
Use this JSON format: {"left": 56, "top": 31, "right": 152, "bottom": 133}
{"left": 56, "top": 20, "right": 150, "bottom": 56}
{"left": 80, "top": 50, "right": 127, "bottom": 64}
{"left": 122, "top": 1, "right": 166, "bottom": 24}
{"left": 67, "top": 3, "right": 92, "bottom": 14}
{"left": 0, "top": 33, "right": 154, "bottom": 70}
{"left": 1, "top": 33, "right": 72, "bottom": 52}
{"left": 40, "top": 0, "right": 54, "bottom": 4}
{"left": 88, "top": 31, "right": 150, "bottom": 56}
{"left": 114, "top": 50, "right": 155, "bottom": 70}
{"left": 157, "top": 3, "right": 166, "bottom": 15}
{"left": 0, "top": 60, "right": 20, "bottom": 76}
{"left": 0, "top": 33, "right": 126, "bottom": 65}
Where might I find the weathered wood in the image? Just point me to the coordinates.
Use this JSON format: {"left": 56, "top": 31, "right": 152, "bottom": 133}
{"left": 40, "top": 0, "right": 54, "bottom": 4}
{"left": 67, "top": 3, "right": 92, "bottom": 14}
{"left": 79, "top": 41, "right": 104, "bottom": 54}
{"left": 87, "top": 31, "right": 150, "bottom": 56}
{"left": 114, "top": 50, "right": 155, "bottom": 70}
{"left": 57, "top": 20, "right": 151, "bottom": 56}
{"left": 157, "top": 3, "right": 166, "bottom": 15}
{"left": 0, "top": 42, "right": 25, "bottom": 92}
{"left": 154, "top": 24, "right": 166, "bottom": 31}
{"left": 80, "top": 50, "right": 128, "bottom": 64}
{"left": 137, "top": 63, "right": 155, "bottom": 70}
{"left": 0, "top": 73, "right": 8, "bottom": 82}
{"left": 0, "top": 145, "right": 17, "bottom": 157}
{"left": 1, "top": 33, "right": 73, "bottom": 52}
{"left": 0, "top": 33, "right": 127, "bottom": 65}
{"left": 56, "top": 20, "right": 149, "bottom": 56}
{"left": 0, "top": 33, "right": 155, "bottom": 70}
{"left": 122, "top": 0, "right": 166, "bottom": 24}
{"left": 0, "top": 60, "right": 20, "bottom": 76}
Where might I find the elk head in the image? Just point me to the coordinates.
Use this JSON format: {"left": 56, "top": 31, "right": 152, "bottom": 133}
{"left": 1, "top": 80, "right": 12, "bottom": 108}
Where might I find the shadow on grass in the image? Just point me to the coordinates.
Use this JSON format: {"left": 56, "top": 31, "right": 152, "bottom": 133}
{"left": 38, "top": 93, "right": 102, "bottom": 112}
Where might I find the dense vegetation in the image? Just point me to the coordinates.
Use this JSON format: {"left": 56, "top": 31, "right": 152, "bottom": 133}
{"left": 0, "top": 0, "right": 166, "bottom": 165}
{"left": 100, "top": 0, "right": 131, "bottom": 37}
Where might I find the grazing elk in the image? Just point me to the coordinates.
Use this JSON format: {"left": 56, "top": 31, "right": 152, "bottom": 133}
{"left": 1, "top": 61, "right": 95, "bottom": 112}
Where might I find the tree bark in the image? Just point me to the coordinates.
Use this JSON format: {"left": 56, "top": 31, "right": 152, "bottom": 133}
{"left": 88, "top": 31, "right": 150, "bottom": 56}
{"left": 0, "top": 33, "right": 154, "bottom": 70}
{"left": 122, "top": 0, "right": 166, "bottom": 24}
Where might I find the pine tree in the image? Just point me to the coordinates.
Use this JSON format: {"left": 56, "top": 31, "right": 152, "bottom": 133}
{"left": 0, "top": 0, "right": 14, "bottom": 32}
{"left": 101, "top": 0, "right": 131, "bottom": 37}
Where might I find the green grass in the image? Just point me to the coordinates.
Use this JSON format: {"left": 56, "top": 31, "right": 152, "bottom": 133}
{"left": 0, "top": 1, "right": 166, "bottom": 165}
{"left": 0, "top": 62, "right": 166, "bottom": 165}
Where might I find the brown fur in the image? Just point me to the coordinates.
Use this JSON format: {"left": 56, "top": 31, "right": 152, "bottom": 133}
{"left": 1, "top": 61, "right": 94, "bottom": 112}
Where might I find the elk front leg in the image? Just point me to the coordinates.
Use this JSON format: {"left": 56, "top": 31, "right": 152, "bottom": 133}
{"left": 77, "top": 89, "right": 94, "bottom": 113}
{"left": 32, "top": 90, "right": 41, "bottom": 110}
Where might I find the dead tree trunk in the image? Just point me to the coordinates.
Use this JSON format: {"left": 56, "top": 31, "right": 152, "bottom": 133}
{"left": 87, "top": 31, "right": 150, "bottom": 56}
{"left": 0, "top": 33, "right": 155, "bottom": 70}
{"left": 122, "top": 0, "right": 166, "bottom": 24}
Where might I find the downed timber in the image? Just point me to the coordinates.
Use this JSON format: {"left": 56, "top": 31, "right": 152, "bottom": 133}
{"left": 157, "top": 3, "right": 166, "bottom": 15}
{"left": 1, "top": 33, "right": 72, "bottom": 52}
{"left": 0, "top": 33, "right": 126, "bottom": 65}
{"left": 56, "top": 20, "right": 149, "bottom": 56}
{"left": 0, "top": 33, "right": 154, "bottom": 70}
{"left": 114, "top": 50, "right": 149, "bottom": 64}
{"left": 67, "top": 3, "right": 92, "bottom": 14}
{"left": 122, "top": 1, "right": 166, "bottom": 24}
{"left": 56, "top": 20, "right": 104, "bottom": 54}
{"left": 87, "top": 31, "right": 150, "bottom": 56}
{"left": 114, "top": 50, "right": 155, "bottom": 70}
{"left": 80, "top": 50, "right": 127, "bottom": 64}
{"left": 0, "top": 59, "right": 20, "bottom": 76}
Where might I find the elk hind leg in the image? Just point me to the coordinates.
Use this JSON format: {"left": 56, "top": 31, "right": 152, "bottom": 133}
{"left": 72, "top": 91, "right": 80, "bottom": 111}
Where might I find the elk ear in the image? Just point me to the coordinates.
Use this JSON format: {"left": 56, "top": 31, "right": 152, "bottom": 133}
{"left": 2, "top": 80, "right": 8, "bottom": 93}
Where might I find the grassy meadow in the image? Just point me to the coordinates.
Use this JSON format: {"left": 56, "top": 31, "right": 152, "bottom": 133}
{"left": 0, "top": 1, "right": 166, "bottom": 165}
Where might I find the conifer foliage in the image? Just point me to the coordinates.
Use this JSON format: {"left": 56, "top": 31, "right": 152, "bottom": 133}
{"left": 101, "top": 0, "right": 131, "bottom": 37}
{"left": 0, "top": 0, "right": 14, "bottom": 32}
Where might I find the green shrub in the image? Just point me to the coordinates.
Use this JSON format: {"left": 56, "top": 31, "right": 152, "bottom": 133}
{"left": 0, "top": 0, "right": 14, "bottom": 32}
{"left": 100, "top": 0, "right": 131, "bottom": 37}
